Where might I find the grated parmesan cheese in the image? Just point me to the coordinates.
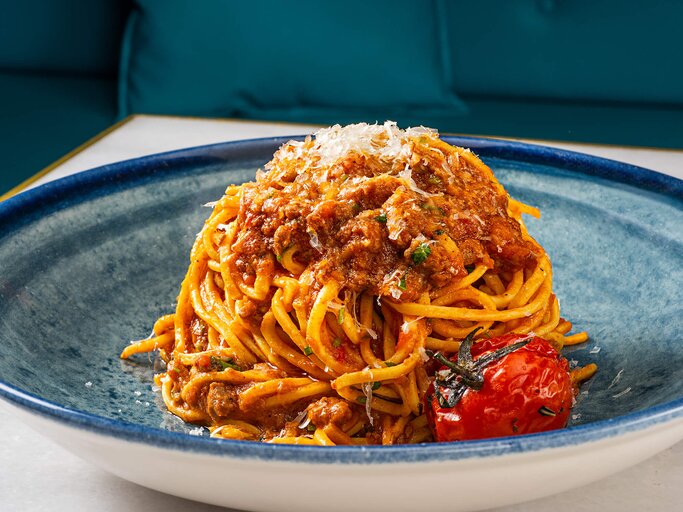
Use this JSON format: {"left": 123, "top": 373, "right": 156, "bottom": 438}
{"left": 398, "top": 164, "right": 438, "bottom": 197}
{"left": 612, "top": 387, "right": 632, "bottom": 399}
{"left": 418, "top": 347, "right": 430, "bottom": 363}
{"left": 365, "top": 327, "right": 379, "bottom": 340}
{"left": 307, "top": 227, "right": 322, "bottom": 252}
{"left": 278, "top": 121, "right": 438, "bottom": 171}
{"left": 608, "top": 369, "right": 624, "bottom": 390}
{"left": 361, "top": 382, "right": 375, "bottom": 426}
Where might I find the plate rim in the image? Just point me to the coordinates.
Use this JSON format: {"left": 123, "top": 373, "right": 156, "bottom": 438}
{"left": 1, "top": 134, "right": 682, "bottom": 464}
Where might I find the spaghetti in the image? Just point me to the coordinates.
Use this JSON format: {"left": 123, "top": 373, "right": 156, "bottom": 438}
{"left": 121, "top": 122, "right": 595, "bottom": 445}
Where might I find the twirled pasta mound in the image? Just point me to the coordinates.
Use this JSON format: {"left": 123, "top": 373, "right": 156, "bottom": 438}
{"left": 121, "top": 122, "right": 590, "bottom": 445}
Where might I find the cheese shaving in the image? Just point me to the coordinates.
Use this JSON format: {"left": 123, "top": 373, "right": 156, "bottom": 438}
{"left": 279, "top": 121, "right": 438, "bottom": 170}
{"left": 361, "top": 382, "right": 374, "bottom": 426}
{"left": 418, "top": 347, "right": 430, "bottom": 363}
{"left": 307, "top": 227, "right": 322, "bottom": 252}
{"left": 398, "top": 164, "right": 439, "bottom": 197}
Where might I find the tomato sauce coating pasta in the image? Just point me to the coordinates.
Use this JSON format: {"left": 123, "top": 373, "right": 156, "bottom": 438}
{"left": 121, "top": 122, "right": 594, "bottom": 444}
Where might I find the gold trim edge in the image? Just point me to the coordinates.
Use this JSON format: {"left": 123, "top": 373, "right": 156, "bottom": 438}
{"left": 0, "top": 115, "right": 136, "bottom": 202}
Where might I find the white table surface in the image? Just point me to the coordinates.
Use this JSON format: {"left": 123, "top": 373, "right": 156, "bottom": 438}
{"left": 1, "top": 115, "right": 681, "bottom": 512}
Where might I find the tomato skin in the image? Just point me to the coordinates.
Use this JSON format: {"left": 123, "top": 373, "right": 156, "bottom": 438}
{"left": 196, "top": 354, "right": 212, "bottom": 371}
{"left": 426, "top": 334, "right": 573, "bottom": 442}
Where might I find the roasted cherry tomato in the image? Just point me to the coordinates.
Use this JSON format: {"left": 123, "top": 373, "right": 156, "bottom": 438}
{"left": 425, "top": 333, "right": 573, "bottom": 442}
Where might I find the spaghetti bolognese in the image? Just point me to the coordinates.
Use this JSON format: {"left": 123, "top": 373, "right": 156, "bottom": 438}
{"left": 121, "top": 122, "right": 595, "bottom": 445}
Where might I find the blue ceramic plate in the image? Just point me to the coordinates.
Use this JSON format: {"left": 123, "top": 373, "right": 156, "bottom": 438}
{"left": 0, "top": 136, "right": 682, "bottom": 511}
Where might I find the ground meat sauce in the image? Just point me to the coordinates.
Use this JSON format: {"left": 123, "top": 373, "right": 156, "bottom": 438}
{"left": 230, "top": 123, "right": 539, "bottom": 315}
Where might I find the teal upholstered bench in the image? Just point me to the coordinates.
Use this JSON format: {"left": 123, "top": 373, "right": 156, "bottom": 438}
{"left": 2, "top": 1, "right": 682, "bottom": 195}
{"left": 0, "top": 1, "right": 128, "bottom": 194}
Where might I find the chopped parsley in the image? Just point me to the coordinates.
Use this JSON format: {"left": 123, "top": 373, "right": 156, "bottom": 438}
{"left": 375, "top": 213, "right": 387, "bottom": 223}
{"left": 465, "top": 264, "right": 475, "bottom": 274}
{"left": 303, "top": 346, "right": 313, "bottom": 356}
{"left": 337, "top": 307, "right": 345, "bottom": 325}
{"left": 333, "top": 337, "right": 342, "bottom": 348}
{"left": 371, "top": 381, "right": 382, "bottom": 390}
{"left": 398, "top": 273, "right": 407, "bottom": 291}
{"left": 428, "top": 175, "right": 442, "bottom": 186}
{"left": 357, "top": 396, "right": 367, "bottom": 404}
{"left": 434, "top": 229, "right": 444, "bottom": 236}
{"left": 276, "top": 244, "right": 292, "bottom": 263}
{"left": 411, "top": 243, "right": 432, "bottom": 265}
{"left": 210, "top": 356, "right": 241, "bottom": 371}
{"left": 307, "top": 423, "right": 316, "bottom": 432}
{"left": 385, "top": 361, "right": 397, "bottom": 367}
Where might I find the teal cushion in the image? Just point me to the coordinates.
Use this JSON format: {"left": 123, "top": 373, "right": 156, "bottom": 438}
{"left": 451, "top": 96, "right": 683, "bottom": 149}
{"left": 188, "top": 93, "right": 683, "bottom": 149}
{"left": 118, "top": 0, "right": 683, "bottom": 149}
{"left": 443, "top": 1, "right": 683, "bottom": 104}
{"left": 0, "top": 0, "right": 129, "bottom": 76}
{"left": 119, "top": 0, "right": 465, "bottom": 118}
{"left": 0, "top": 72, "right": 117, "bottom": 194}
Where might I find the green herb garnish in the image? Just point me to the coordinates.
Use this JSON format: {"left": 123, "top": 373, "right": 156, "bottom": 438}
{"left": 210, "top": 356, "right": 241, "bottom": 371}
{"left": 385, "top": 361, "right": 397, "bottom": 367}
{"left": 333, "top": 337, "right": 342, "bottom": 348}
{"left": 307, "top": 423, "right": 316, "bottom": 432}
{"left": 338, "top": 307, "right": 345, "bottom": 325}
{"left": 428, "top": 175, "right": 442, "bottom": 186}
{"left": 375, "top": 213, "right": 387, "bottom": 223}
{"left": 398, "top": 273, "right": 407, "bottom": 291}
{"left": 276, "top": 244, "right": 292, "bottom": 263}
{"left": 303, "top": 346, "right": 314, "bottom": 356}
{"left": 357, "top": 396, "right": 367, "bottom": 404}
{"left": 434, "top": 229, "right": 444, "bottom": 236}
{"left": 465, "top": 264, "right": 475, "bottom": 274}
{"left": 430, "top": 327, "right": 532, "bottom": 408}
{"left": 411, "top": 243, "right": 431, "bottom": 265}
{"left": 371, "top": 381, "right": 382, "bottom": 390}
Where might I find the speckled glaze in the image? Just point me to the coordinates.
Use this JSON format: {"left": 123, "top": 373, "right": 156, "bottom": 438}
{"left": 0, "top": 137, "right": 681, "bottom": 511}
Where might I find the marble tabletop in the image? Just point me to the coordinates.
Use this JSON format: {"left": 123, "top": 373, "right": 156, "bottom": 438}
{"left": 1, "top": 115, "right": 681, "bottom": 511}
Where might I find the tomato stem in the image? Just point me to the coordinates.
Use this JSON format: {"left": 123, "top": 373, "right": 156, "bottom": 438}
{"left": 474, "top": 337, "right": 532, "bottom": 369}
{"left": 431, "top": 329, "right": 533, "bottom": 409}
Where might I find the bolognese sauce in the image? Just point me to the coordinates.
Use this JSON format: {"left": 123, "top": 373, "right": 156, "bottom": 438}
{"left": 121, "top": 122, "right": 595, "bottom": 445}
